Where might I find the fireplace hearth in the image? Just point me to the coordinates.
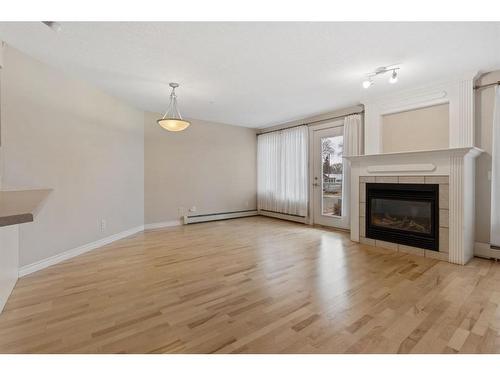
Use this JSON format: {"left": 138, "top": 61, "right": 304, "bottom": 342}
{"left": 366, "top": 183, "right": 439, "bottom": 251}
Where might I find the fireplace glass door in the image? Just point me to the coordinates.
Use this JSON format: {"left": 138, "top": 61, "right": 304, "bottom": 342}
{"left": 370, "top": 198, "right": 432, "bottom": 234}
{"left": 366, "top": 183, "right": 439, "bottom": 251}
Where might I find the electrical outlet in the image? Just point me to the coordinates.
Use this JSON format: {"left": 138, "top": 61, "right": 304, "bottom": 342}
{"left": 189, "top": 206, "right": 197, "bottom": 212}
{"left": 100, "top": 219, "right": 106, "bottom": 232}
{"left": 245, "top": 201, "right": 249, "bottom": 207}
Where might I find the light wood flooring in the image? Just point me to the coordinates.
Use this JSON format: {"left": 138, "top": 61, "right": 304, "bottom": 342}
{"left": 1, "top": 216, "right": 499, "bottom": 353}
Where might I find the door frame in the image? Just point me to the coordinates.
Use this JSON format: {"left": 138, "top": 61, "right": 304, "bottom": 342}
{"left": 308, "top": 119, "right": 350, "bottom": 229}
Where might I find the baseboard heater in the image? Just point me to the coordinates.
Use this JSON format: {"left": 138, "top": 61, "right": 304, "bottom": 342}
{"left": 475, "top": 242, "right": 500, "bottom": 260}
{"left": 183, "top": 210, "right": 258, "bottom": 224}
{"left": 491, "top": 245, "right": 500, "bottom": 261}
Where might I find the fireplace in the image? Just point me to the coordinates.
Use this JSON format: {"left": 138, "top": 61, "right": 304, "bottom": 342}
{"left": 365, "top": 183, "right": 439, "bottom": 251}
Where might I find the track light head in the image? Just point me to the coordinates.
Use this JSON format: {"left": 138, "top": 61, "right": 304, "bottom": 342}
{"left": 362, "top": 79, "right": 373, "bottom": 89}
{"left": 389, "top": 70, "right": 398, "bottom": 84}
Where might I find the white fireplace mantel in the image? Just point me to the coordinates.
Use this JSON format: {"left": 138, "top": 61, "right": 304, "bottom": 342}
{"left": 345, "top": 147, "right": 483, "bottom": 265}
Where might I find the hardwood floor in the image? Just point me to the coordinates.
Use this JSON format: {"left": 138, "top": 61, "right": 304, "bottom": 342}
{"left": 1, "top": 216, "right": 499, "bottom": 353}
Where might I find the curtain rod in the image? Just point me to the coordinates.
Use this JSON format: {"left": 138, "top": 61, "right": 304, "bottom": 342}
{"left": 257, "top": 110, "right": 364, "bottom": 136}
{"left": 474, "top": 81, "right": 500, "bottom": 90}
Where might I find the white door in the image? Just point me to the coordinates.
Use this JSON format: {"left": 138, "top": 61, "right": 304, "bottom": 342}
{"left": 312, "top": 125, "right": 349, "bottom": 229}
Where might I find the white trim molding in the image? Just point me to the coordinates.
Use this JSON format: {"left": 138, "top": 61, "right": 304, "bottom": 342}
{"left": 0, "top": 41, "right": 4, "bottom": 69}
{"left": 143, "top": 219, "right": 182, "bottom": 230}
{"left": 184, "top": 210, "right": 258, "bottom": 224}
{"left": 258, "top": 210, "right": 307, "bottom": 224}
{"left": 366, "top": 163, "right": 436, "bottom": 174}
{"left": 19, "top": 225, "right": 145, "bottom": 277}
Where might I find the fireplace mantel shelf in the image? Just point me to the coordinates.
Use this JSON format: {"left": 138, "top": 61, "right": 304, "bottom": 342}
{"left": 344, "top": 147, "right": 483, "bottom": 162}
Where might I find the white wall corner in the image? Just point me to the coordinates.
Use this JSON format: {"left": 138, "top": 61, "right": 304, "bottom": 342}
{"left": 0, "top": 225, "right": 19, "bottom": 313}
{"left": 362, "top": 103, "right": 381, "bottom": 154}
{"left": 0, "top": 41, "right": 4, "bottom": 69}
{"left": 143, "top": 219, "right": 183, "bottom": 230}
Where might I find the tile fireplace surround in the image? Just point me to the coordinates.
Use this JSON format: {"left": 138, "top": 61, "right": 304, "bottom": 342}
{"left": 345, "top": 147, "right": 483, "bottom": 265}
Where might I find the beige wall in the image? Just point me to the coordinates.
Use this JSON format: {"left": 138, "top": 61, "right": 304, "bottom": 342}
{"left": 381, "top": 104, "right": 449, "bottom": 153}
{"left": 474, "top": 70, "right": 500, "bottom": 244}
{"left": 1, "top": 46, "right": 145, "bottom": 266}
{"left": 144, "top": 112, "right": 257, "bottom": 224}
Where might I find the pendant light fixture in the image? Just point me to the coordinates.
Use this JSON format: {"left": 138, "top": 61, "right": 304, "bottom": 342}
{"left": 157, "top": 83, "right": 191, "bottom": 132}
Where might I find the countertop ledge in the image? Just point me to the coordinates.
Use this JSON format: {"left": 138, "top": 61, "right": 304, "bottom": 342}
{"left": 0, "top": 189, "right": 52, "bottom": 227}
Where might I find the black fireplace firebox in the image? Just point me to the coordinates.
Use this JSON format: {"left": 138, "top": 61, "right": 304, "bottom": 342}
{"left": 365, "top": 183, "right": 439, "bottom": 251}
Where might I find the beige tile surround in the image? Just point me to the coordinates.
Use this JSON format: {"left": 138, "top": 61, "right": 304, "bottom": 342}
{"left": 359, "top": 175, "right": 449, "bottom": 262}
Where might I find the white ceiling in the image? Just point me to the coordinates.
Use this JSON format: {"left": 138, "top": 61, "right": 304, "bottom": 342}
{"left": 1, "top": 22, "right": 499, "bottom": 128}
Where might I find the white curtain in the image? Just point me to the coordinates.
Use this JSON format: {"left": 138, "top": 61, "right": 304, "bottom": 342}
{"left": 257, "top": 126, "right": 308, "bottom": 216}
{"left": 343, "top": 114, "right": 363, "bottom": 157}
{"left": 491, "top": 86, "right": 500, "bottom": 247}
{"left": 342, "top": 114, "right": 364, "bottom": 224}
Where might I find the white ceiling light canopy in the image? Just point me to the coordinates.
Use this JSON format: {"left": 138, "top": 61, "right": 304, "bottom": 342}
{"left": 363, "top": 65, "right": 400, "bottom": 88}
{"left": 157, "top": 82, "right": 191, "bottom": 132}
{"left": 41, "top": 21, "right": 62, "bottom": 32}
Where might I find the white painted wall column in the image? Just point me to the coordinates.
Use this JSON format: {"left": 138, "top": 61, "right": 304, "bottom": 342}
{"left": 448, "top": 149, "right": 479, "bottom": 264}
{"left": 449, "top": 79, "right": 475, "bottom": 148}
{"left": 0, "top": 41, "right": 5, "bottom": 187}
{"left": 448, "top": 154, "right": 465, "bottom": 264}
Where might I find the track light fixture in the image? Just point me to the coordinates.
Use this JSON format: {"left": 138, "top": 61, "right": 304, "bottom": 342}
{"left": 362, "top": 66, "right": 400, "bottom": 88}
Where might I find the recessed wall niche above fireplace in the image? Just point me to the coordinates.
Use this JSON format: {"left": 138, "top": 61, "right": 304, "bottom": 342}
{"left": 366, "top": 183, "right": 439, "bottom": 251}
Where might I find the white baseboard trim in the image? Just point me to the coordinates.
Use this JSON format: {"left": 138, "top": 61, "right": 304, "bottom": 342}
{"left": 184, "top": 210, "right": 258, "bottom": 224}
{"left": 18, "top": 225, "right": 145, "bottom": 277}
{"left": 143, "top": 219, "right": 182, "bottom": 230}
{"left": 474, "top": 241, "right": 500, "bottom": 260}
{"left": 258, "top": 210, "right": 308, "bottom": 224}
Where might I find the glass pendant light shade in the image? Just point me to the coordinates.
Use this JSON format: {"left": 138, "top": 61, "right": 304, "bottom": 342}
{"left": 157, "top": 83, "right": 191, "bottom": 132}
{"left": 157, "top": 118, "right": 190, "bottom": 132}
